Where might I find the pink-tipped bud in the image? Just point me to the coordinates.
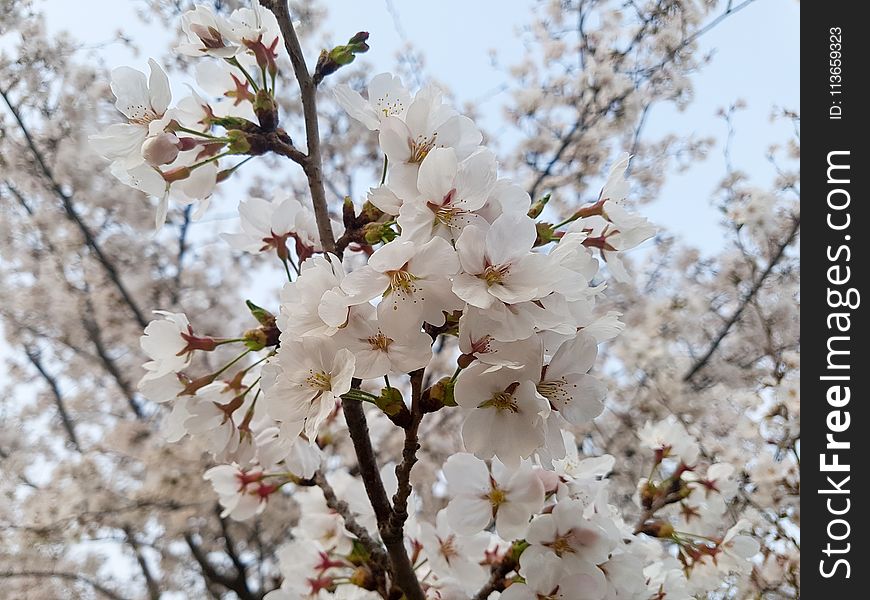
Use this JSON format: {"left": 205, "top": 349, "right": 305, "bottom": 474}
{"left": 533, "top": 467, "right": 562, "bottom": 494}
{"left": 142, "top": 133, "right": 181, "bottom": 166}
{"left": 162, "top": 166, "right": 192, "bottom": 183}
{"left": 177, "top": 137, "right": 199, "bottom": 151}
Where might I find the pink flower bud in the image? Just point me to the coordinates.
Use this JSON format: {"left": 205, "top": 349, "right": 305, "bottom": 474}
{"left": 534, "top": 467, "right": 561, "bottom": 494}
{"left": 142, "top": 133, "right": 181, "bottom": 166}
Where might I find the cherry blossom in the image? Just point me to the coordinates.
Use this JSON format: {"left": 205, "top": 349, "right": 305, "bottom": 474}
{"left": 334, "top": 72, "right": 411, "bottom": 131}
{"left": 340, "top": 237, "right": 462, "bottom": 331}
{"left": 262, "top": 337, "right": 355, "bottom": 440}
{"left": 442, "top": 453, "right": 544, "bottom": 540}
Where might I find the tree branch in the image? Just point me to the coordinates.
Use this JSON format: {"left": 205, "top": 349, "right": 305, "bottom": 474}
{"left": 260, "top": 4, "right": 423, "bottom": 597}
{"left": 0, "top": 570, "right": 129, "bottom": 600}
{"left": 262, "top": 0, "right": 337, "bottom": 254}
{"left": 472, "top": 552, "right": 519, "bottom": 600}
{"left": 389, "top": 369, "right": 424, "bottom": 535}
{"left": 184, "top": 533, "right": 258, "bottom": 600}
{"left": 24, "top": 346, "right": 81, "bottom": 452}
{"left": 683, "top": 215, "right": 800, "bottom": 383}
{"left": 0, "top": 87, "right": 148, "bottom": 329}
{"left": 314, "top": 470, "right": 388, "bottom": 562}
{"left": 124, "top": 528, "right": 161, "bottom": 600}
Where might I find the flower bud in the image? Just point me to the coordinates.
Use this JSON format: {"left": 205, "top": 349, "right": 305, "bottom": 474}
{"left": 253, "top": 90, "right": 278, "bottom": 131}
{"left": 142, "top": 133, "right": 181, "bottom": 166}
{"left": 243, "top": 328, "right": 268, "bottom": 351}
{"left": 527, "top": 193, "right": 551, "bottom": 218}
{"left": 313, "top": 32, "right": 370, "bottom": 84}
{"left": 162, "top": 166, "right": 192, "bottom": 183}
{"left": 227, "top": 129, "right": 252, "bottom": 154}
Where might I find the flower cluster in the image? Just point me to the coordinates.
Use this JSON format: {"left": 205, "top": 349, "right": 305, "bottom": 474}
{"left": 90, "top": 0, "right": 283, "bottom": 227}
{"left": 92, "top": 3, "right": 758, "bottom": 598}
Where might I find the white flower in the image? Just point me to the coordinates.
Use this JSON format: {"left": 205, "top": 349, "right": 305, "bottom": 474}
{"left": 638, "top": 416, "right": 700, "bottom": 465}
{"left": 397, "top": 148, "right": 496, "bottom": 243}
{"left": 110, "top": 155, "right": 218, "bottom": 228}
{"left": 504, "top": 553, "right": 606, "bottom": 600}
{"left": 177, "top": 5, "right": 239, "bottom": 58}
{"left": 443, "top": 453, "right": 544, "bottom": 541}
{"left": 226, "top": 0, "right": 281, "bottom": 48}
{"left": 137, "top": 371, "right": 184, "bottom": 403}
{"left": 457, "top": 314, "right": 543, "bottom": 368}
{"left": 334, "top": 72, "right": 411, "bottom": 131}
{"left": 418, "top": 509, "right": 489, "bottom": 594}
{"left": 452, "top": 213, "right": 552, "bottom": 309}
{"left": 367, "top": 184, "right": 403, "bottom": 216}
{"left": 454, "top": 360, "right": 548, "bottom": 467}
{"left": 341, "top": 237, "right": 462, "bottom": 333}
{"left": 277, "top": 253, "right": 352, "bottom": 337}
{"left": 90, "top": 59, "right": 172, "bottom": 169}
{"left": 336, "top": 304, "right": 433, "bottom": 379}
{"left": 521, "top": 498, "right": 615, "bottom": 574}
{"left": 265, "top": 539, "right": 340, "bottom": 599}
{"left": 599, "top": 153, "right": 631, "bottom": 204}
{"left": 262, "top": 337, "right": 355, "bottom": 441}
{"left": 139, "top": 311, "right": 193, "bottom": 379}
{"left": 184, "top": 381, "right": 255, "bottom": 459}
{"left": 537, "top": 332, "right": 606, "bottom": 426}
{"left": 255, "top": 427, "right": 323, "bottom": 475}
{"left": 222, "top": 192, "right": 328, "bottom": 259}
{"left": 379, "top": 86, "right": 482, "bottom": 198}
{"left": 204, "top": 464, "right": 270, "bottom": 521}
{"left": 719, "top": 519, "right": 760, "bottom": 570}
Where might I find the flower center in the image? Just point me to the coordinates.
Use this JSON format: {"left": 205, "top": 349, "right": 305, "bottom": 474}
{"left": 305, "top": 370, "right": 332, "bottom": 392}
{"left": 190, "top": 23, "right": 228, "bottom": 50}
{"left": 548, "top": 533, "right": 575, "bottom": 557}
{"left": 478, "top": 390, "right": 519, "bottom": 413}
{"left": 488, "top": 484, "right": 507, "bottom": 508}
{"left": 439, "top": 535, "right": 459, "bottom": 561}
{"left": 128, "top": 111, "right": 159, "bottom": 126}
{"left": 537, "top": 378, "right": 573, "bottom": 405}
{"left": 386, "top": 269, "right": 417, "bottom": 295}
{"left": 376, "top": 93, "right": 404, "bottom": 117}
{"left": 409, "top": 133, "right": 437, "bottom": 163}
{"left": 482, "top": 264, "right": 510, "bottom": 286}
{"left": 367, "top": 331, "right": 393, "bottom": 351}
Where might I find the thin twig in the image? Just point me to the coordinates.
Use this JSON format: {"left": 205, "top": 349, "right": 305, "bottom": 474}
{"left": 683, "top": 215, "right": 800, "bottom": 383}
{"left": 24, "top": 346, "right": 81, "bottom": 452}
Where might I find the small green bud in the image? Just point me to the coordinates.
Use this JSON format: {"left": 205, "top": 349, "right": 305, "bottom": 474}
{"left": 534, "top": 222, "right": 557, "bottom": 246}
{"left": 253, "top": 89, "right": 279, "bottom": 131}
{"left": 246, "top": 300, "right": 275, "bottom": 326}
{"left": 313, "top": 32, "right": 370, "bottom": 84}
{"left": 243, "top": 328, "right": 268, "bottom": 351}
{"left": 226, "top": 130, "right": 251, "bottom": 154}
{"left": 376, "top": 386, "right": 406, "bottom": 417}
{"left": 527, "top": 193, "right": 551, "bottom": 218}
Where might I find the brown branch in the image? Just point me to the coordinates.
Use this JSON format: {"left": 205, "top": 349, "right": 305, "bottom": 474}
{"left": 260, "top": 4, "right": 423, "bottom": 597}
{"left": 389, "top": 369, "right": 424, "bottom": 535}
{"left": 0, "top": 570, "right": 129, "bottom": 600}
{"left": 0, "top": 86, "right": 148, "bottom": 329}
{"left": 314, "top": 471, "right": 388, "bottom": 563}
{"left": 24, "top": 346, "right": 81, "bottom": 452}
{"left": 124, "top": 528, "right": 161, "bottom": 600}
{"left": 184, "top": 533, "right": 258, "bottom": 600}
{"left": 82, "top": 298, "right": 145, "bottom": 419}
{"left": 342, "top": 396, "right": 424, "bottom": 599}
{"left": 262, "top": 0, "right": 336, "bottom": 254}
{"left": 683, "top": 215, "right": 800, "bottom": 383}
{"left": 472, "top": 552, "right": 519, "bottom": 600}
{"left": 216, "top": 507, "right": 250, "bottom": 584}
